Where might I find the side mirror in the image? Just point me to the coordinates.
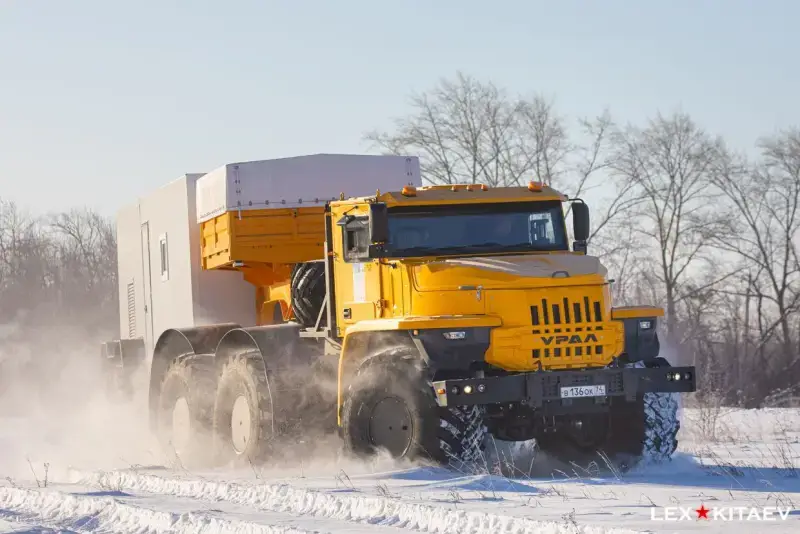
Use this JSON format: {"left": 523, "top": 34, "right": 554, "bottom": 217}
{"left": 369, "top": 202, "right": 389, "bottom": 244}
{"left": 571, "top": 202, "right": 590, "bottom": 252}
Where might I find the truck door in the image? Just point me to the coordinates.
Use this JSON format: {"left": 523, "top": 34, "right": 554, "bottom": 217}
{"left": 331, "top": 213, "right": 384, "bottom": 327}
{"left": 140, "top": 221, "right": 155, "bottom": 353}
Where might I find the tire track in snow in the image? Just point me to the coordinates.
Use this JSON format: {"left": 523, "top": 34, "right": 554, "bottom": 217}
{"left": 0, "top": 486, "right": 318, "bottom": 534}
{"left": 74, "top": 470, "right": 643, "bottom": 534}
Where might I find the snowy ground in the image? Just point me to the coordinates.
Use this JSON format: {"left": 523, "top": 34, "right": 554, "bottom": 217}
{"left": 1, "top": 387, "right": 799, "bottom": 533}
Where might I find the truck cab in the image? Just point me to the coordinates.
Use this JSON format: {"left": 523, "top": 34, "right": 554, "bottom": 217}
{"left": 330, "top": 182, "right": 628, "bottom": 372}
{"left": 328, "top": 182, "right": 695, "bottom": 464}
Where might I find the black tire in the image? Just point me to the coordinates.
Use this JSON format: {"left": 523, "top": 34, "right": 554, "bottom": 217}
{"left": 598, "top": 393, "right": 680, "bottom": 470}
{"left": 291, "top": 262, "right": 327, "bottom": 328}
{"left": 642, "top": 391, "right": 680, "bottom": 460}
{"left": 211, "top": 351, "right": 274, "bottom": 465}
{"left": 155, "top": 354, "right": 217, "bottom": 467}
{"left": 341, "top": 350, "right": 487, "bottom": 471}
{"left": 607, "top": 360, "right": 680, "bottom": 467}
{"left": 439, "top": 404, "right": 488, "bottom": 472}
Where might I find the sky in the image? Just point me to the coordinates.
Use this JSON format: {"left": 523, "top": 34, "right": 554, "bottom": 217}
{"left": 1, "top": 0, "right": 797, "bottom": 216}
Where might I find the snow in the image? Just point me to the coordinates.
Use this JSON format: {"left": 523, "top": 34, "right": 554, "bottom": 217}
{"left": 1, "top": 388, "right": 799, "bottom": 533}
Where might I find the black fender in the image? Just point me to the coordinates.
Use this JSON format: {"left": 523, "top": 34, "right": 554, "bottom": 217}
{"left": 617, "top": 316, "right": 661, "bottom": 363}
{"left": 338, "top": 330, "right": 417, "bottom": 381}
{"left": 148, "top": 323, "right": 239, "bottom": 429}
{"left": 338, "top": 326, "right": 491, "bottom": 387}
{"left": 213, "top": 324, "right": 331, "bottom": 428}
{"left": 214, "top": 323, "right": 310, "bottom": 374}
{"left": 213, "top": 323, "right": 327, "bottom": 396}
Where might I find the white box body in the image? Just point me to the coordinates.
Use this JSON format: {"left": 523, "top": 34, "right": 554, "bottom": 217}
{"left": 115, "top": 174, "right": 257, "bottom": 354}
{"left": 196, "top": 154, "right": 421, "bottom": 223}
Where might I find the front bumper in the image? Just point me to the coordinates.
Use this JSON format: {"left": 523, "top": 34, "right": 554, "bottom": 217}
{"left": 432, "top": 365, "right": 696, "bottom": 408}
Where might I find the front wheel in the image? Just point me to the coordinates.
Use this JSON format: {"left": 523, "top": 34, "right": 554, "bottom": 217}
{"left": 605, "top": 391, "right": 680, "bottom": 467}
{"left": 341, "top": 353, "right": 487, "bottom": 471}
{"left": 605, "top": 360, "right": 681, "bottom": 468}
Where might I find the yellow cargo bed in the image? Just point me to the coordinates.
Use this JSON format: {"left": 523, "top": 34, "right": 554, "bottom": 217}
{"left": 201, "top": 206, "right": 327, "bottom": 270}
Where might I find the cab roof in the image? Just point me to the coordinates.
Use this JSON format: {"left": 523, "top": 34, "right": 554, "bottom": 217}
{"left": 337, "top": 182, "right": 568, "bottom": 207}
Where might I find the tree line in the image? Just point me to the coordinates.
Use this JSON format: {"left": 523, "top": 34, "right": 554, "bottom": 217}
{"left": 1, "top": 71, "right": 796, "bottom": 408}
{"left": 0, "top": 203, "right": 118, "bottom": 352}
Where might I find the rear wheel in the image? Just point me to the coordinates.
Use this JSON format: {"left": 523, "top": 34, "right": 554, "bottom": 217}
{"left": 211, "top": 351, "right": 274, "bottom": 465}
{"left": 341, "top": 351, "right": 487, "bottom": 471}
{"left": 155, "top": 354, "right": 217, "bottom": 467}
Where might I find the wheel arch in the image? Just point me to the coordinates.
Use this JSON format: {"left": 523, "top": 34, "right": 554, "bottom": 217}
{"left": 213, "top": 323, "right": 309, "bottom": 370}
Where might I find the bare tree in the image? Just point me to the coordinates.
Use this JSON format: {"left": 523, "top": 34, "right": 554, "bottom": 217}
{"left": 48, "top": 208, "right": 118, "bottom": 333}
{"left": 0, "top": 201, "right": 117, "bottom": 334}
{"left": 610, "top": 112, "right": 728, "bottom": 338}
{"left": 364, "top": 71, "right": 571, "bottom": 187}
{"left": 710, "top": 128, "right": 800, "bottom": 388}
{"left": 565, "top": 111, "right": 645, "bottom": 239}
{"left": 0, "top": 199, "right": 57, "bottom": 322}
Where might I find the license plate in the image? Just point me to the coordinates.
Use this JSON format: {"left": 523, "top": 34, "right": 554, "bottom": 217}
{"left": 560, "top": 385, "right": 607, "bottom": 398}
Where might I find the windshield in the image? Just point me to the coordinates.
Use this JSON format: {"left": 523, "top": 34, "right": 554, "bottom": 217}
{"left": 385, "top": 200, "right": 568, "bottom": 257}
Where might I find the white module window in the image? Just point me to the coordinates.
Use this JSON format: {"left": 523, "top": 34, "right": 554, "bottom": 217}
{"left": 159, "top": 233, "right": 169, "bottom": 281}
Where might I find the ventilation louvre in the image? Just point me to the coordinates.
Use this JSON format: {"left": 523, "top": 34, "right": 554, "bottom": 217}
{"left": 126, "top": 281, "right": 136, "bottom": 338}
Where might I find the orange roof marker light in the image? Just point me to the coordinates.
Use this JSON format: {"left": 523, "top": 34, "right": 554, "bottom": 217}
{"left": 401, "top": 185, "right": 417, "bottom": 197}
{"left": 480, "top": 184, "right": 489, "bottom": 191}
{"left": 528, "top": 180, "right": 544, "bottom": 192}
{"left": 465, "top": 184, "right": 474, "bottom": 192}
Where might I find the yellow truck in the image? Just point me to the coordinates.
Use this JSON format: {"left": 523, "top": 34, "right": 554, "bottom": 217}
{"left": 101, "top": 154, "right": 696, "bottom": 469}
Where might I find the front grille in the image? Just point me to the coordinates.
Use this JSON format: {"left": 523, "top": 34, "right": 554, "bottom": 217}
{"left": 531, "top": 296, "right": 602, "bottom": 326}
{"left": 530, "top": 296, "right": 605, "bottom": 360}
